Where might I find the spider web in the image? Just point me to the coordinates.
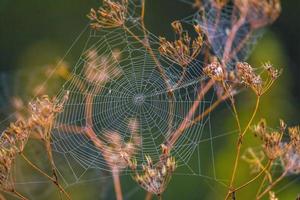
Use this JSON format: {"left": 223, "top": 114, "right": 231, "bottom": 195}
{"left": 46, "top": 16, "right": 233, "bottom": 187}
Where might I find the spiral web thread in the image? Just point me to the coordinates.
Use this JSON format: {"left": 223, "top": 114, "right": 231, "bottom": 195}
{"left": 44, "top": 13, "right": 237, "bottom": 187}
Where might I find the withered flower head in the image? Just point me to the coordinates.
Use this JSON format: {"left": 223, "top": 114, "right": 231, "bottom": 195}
{"left": 242, "top": 148, "right": 265, "bottom": 174}
{"left": 203, "top": 60, "right": 225, "bottom": 81}
{"left": 132, "top": 145, "right": 176, "bottom": 196}
{"left": 84, "top": 49, "right": 122, "bottom": 85}
{"left": 28, "top": 92, "right": 69, "bottom": 140}
{"left": 235, "top": 0, "right": 281, "bottom": 28}
{"left": 0, "top": 120, "right": 30, "bottom": 153}
{"left": 159, "top": 21, "right": 203, "bottom": 67}
{"left": 87, "top": 0, "right": 128, "bottom": 30}
{"left": 281, "top": 145, "right": 300, "bottom": 175}
{"left": 0, "top": 149, "right": 15, "bottom": 189}
{"left": 263, "top": 62, "right": 282, "bottom": 80}
{"left": 252, "top": 119, "right": 285, "bottom": 160}
{"left": 0, "top": 120, "right": 31, "bottom": 189}
{"left": 103, "top": 119, "right": 141, "bottom": 170}
{"left": 236, "top": 62, "right": 263, "bottom": 94}
{"left": 281, "top": 126, "right": 300, "bottom": 174}
{"left": 236, "top": 62, "right": 281, "bottom": 96}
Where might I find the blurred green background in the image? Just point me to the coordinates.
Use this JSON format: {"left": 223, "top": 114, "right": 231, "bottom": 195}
{"left": 0, "top": 0, "right": 300, "bottom": 199}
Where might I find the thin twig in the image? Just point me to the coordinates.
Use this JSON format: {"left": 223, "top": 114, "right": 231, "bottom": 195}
{"left": 145, "top": 192, "right": 153, "bottom": 200}
{"left": 256, "top": 170, "right": 288, "bottom": 200}
{"left": 225, "top": 96, "right": 260, "bottom": 200}
{"left": 166, "top": 79, "right": 215, "bottom": 149}
{"left": 112, "top": 168, "right": 123, "bottom": 200}
{"left": 20, "top": 153, "right": 72, "bottom": 200}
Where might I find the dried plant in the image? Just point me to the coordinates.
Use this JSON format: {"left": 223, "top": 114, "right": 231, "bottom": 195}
{"left": 4, "top": 0, "right": 296, "bottom": 199}
{"left": 87, "top": 0, "right": 128, "bottom": 30}
{"left": 84, "top": 49, "right": 122, "bottom": 85}
{"left": 128, "top": 145, "right": 176, "bottom": 198}
{"left": 159, "top": 21, "right": 203, "bottom": 67}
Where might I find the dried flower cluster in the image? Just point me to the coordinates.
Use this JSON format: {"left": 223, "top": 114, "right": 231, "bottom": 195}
{"left": 0, "top": 120, "right": 30, "bottom": 189}
{"left": 28, "top": 92, "right": 69, "bottom": 141}
{"left": 236, "top": 62, "right": 281, "bottom": 96}
{"left": 203, "top": 60, "right": 225, "bottom": 81}
{"left": 84, "top": 49, "right": 122, "bottom": 85}
{"left": 159, "top": 21, "right": 203, "bottom": 67}
{"left": 252, "top": 119, "right": 300, "bottom": 174}
{"left": 0, "top": 92, "right": 69, "bottom": 192}
{"left": 87, "top": 0, "right": 128, "bottom": 30}
{"left": 127, "top": 145, "right": 176, "bottom": 196}
{"left": 242, "top": 148, "right": 265, "bottom": 174}
{"left": 103, "top": 119, "right": 141, "bottom": 171}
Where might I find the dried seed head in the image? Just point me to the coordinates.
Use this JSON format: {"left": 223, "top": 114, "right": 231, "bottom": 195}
{"left": 103, "top": 119, "right": 141, "bottom": 171}
{"left": 252, "top": 119, "right": 285, "bottom": 160}
{"left": 281, "top": 143, "right": 300, "bottom": 175}
{"left": 263, "top": 62, "right": 282, "bottom": 80}
{"left": 87, "top": 0, "right": 128, "bottom": 30}
{"left": 28, "top": 92, "right": 69, "bottom": 140}
{"left": 84, "top": 49, "right": 122, "bottom": 85}
{"left": 1, "top": 120, "right": 30, "bottom": 153}
{"left": 236, "top": 62, "right": 281, "bottom": 96}
{"left": 133, "top": 155, "right": 176, "bottom": 195}
{"left": 280, "top": 125, "right": 300, "bottom": 174}
{"left": 0, "top": 149, "right": 15, "bottom": 190}
{"left": 131, "top": 145, "right": 176, "bottom": 196}
{"left": 242, "top": 148, "right": 265, "bottom": 174}
{"left": 203, "top": 60, "right": 225, "bottom": 81}
{"left": 159, "top": 21, "right": 203, "bottom": 67}
{"left": 236, "top": 62, "right": 263, "bottom": 94}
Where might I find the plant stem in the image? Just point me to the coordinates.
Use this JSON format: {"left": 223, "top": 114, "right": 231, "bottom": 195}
{"left": 112, "top": 169, "right": 123, "bottom": 200}
{"left": 166, "top": 79, "right": 214, "bottom": 149}
{"left": 145, "top": 192, "right": 153, "bottom": 200}
{"left": 233, "top": 161, "right": 271, "bottom": 193}
{"left": 225, "top": 96, "right": 260, "bottom": 200}
{"left": 20, "top": 153, "right": 72, "bottom": 200}
{"left": 256, "top": 170, "right": 288, "bottom": 200}
{"left": 12, "top": 190, "right": 28, "bottom": 200}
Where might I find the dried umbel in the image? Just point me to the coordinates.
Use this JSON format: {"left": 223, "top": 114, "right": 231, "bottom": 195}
{"left": 281, "top": 126, "right": 300, "bottom": 174}
{"left": 28, "top": 92, "right": 69, "bottom": 140}
{"left": 102, "top": 119, "right": 141, "bottom": 171}
{"left": 236, "top": 62, "right": 281, "bottom": 96}
{"left": 236, "top": 62, "right": 263, "bottom": 94}
{"left": 84, "top": 49, "right": 122, "bottom": 85}
{"left": 252, "top": 119, "right": 285, "bottom": 160}
{"left": 242, "top": 148, "right": 265, "bottom": 174}
{"left": 203, "top": 60, "right": 225, "bottom": 81}
{"left": 87, "top": 0, "right": 128, "bottom": 30}
{"left": 0, "top": 120, "right": 31, "bottom": 190}
{"left": 0, "top": 120, "right": 30, "bottom": 153}
{"left": 235, "top": 0, "right": 281, "bottom": 28}
{"left": 0, "top": 149, "right": 15, "bottom": 189}
{"left": 129, "top": 145, "right": 176, "bottom": 196}
{"left": 159, "top": 21, "right": 203, "bottom": 67}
